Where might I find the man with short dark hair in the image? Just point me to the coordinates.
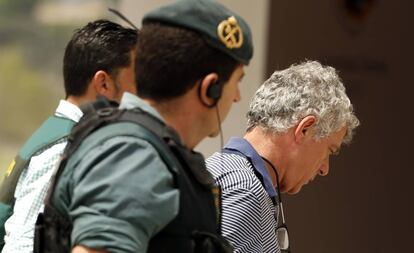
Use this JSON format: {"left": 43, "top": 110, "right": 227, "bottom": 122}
{"left": 62, "top": 20, "right": 138, "bottom": 102}
{"left": 0, "top": 19, "right": 138, "bottom": 253}
{"left": 37, "top": 1, "right": 254, "bottom": 252}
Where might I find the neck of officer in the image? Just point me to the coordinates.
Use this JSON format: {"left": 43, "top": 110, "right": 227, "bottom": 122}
{"left": 65, "top": 81, "right": 105, "bottom": 107}
{"left": 146, "top": 94, "right": 206, "bottom": 150}
{"left": 66, "top": 94, "right": 94, "bottom": 107}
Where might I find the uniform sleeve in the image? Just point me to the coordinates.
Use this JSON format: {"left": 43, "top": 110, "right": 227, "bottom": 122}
{"left": 68, "top": 136, "right": 179, "bottom": 253}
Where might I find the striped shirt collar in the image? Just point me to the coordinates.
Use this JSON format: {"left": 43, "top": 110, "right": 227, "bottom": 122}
{"left": 223, "top": 137, "right": 277, "bottom": 198}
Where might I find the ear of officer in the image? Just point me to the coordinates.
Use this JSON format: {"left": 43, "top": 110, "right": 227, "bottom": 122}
{"left": 199, "top": 73, "right": 223, "bottom": 108}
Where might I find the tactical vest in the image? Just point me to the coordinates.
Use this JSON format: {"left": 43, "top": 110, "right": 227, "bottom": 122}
{"left": 34, "top": 98, "right": 232, "bottom": 253}
{"left": 0, "top": 116, "right": 75, "bottom": 250}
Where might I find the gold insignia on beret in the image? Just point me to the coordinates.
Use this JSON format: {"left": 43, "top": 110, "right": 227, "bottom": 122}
{"left": 5, "top": 159, "right": 16, "bottom": 177}
{"left": 217, "top": 16, "right": 243, "bottom": 49}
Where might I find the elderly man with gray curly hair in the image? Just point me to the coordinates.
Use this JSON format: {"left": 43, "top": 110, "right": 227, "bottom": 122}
{"left": 206, "top": 60, "right": 360, "bottom": 253}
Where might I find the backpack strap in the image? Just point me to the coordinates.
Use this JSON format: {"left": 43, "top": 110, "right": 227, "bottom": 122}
{"left": 0, "top": 116, "right": 75, "bottom": 204}
{"left": 49, "top": 97, "right": 214, "bottom": 199}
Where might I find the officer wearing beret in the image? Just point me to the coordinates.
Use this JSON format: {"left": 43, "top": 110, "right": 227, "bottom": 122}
{"left": 36, "top": 1, "right": 253, "bottom": 253}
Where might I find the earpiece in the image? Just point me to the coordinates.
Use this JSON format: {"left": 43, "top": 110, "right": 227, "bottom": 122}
{"left": 206, "top": 80, "right": 223, "bottom": 106}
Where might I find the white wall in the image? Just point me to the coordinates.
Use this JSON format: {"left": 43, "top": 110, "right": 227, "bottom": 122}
{"left": 119, "top": 0, "right": 270, "bottom": 157}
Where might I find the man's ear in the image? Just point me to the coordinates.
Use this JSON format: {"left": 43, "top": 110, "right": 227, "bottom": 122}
{"left": 199, "top": 72, "right": 219, "bottom": 108}
{"left": 91, "top": 70, "right": 115, "bottom": 97}
{"left": 294, "top": 115, "right": 316, "bottom": 143}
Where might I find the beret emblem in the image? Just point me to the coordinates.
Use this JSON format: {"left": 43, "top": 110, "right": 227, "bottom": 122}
{"left": 217, "top": 16, "right": 243, "bottom": 49}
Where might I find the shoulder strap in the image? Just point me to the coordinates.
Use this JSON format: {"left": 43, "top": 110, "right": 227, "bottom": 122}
{"left": 47, "top": 98, "right": 183, "bottom": 197}
{"left": 19, "top": 116, "right": 76, "bottom": 160}
{"left": 48, "top": 97, "right": 214, "bottom": 203}
{"left": 47, "top": 98, "right": 121, "bottom": 196}
{"left": 120, "top": 109, "right": 214, "bottom": 187}
{"left": 0, "top": 116, "right": 75, "bottom": 204}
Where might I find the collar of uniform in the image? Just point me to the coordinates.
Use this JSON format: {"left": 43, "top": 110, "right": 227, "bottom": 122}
{"left": 55, "top": 100, "right": 83, "bottom": 122}
{"left": 119, "top": 92, "right": 165, "bottom": 123}
{"left": 223, "top": 137, "right": 277, "bottom": 198}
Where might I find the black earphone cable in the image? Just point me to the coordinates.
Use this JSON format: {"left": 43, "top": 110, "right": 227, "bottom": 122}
{"left": 108, "top": 8, "right": 139, "bottom": 31}
{"left": 215, "top": 106, "right": 224, "bottom": 149}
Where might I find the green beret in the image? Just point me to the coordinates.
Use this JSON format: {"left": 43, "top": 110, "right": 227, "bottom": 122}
{"left": 143, "top": 0, "right": 253, "bottom": 65}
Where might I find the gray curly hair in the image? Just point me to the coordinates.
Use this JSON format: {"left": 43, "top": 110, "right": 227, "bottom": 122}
{"left": 246, "top": 60, "right": 359, "bottom": 144}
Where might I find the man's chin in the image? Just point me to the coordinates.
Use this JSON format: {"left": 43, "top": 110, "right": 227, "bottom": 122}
{"left": 285, "top": 185, "right": 302, "bottom": 195}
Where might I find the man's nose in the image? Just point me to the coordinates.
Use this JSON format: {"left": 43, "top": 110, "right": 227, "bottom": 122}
{"left": 318, "top": 157, "right": 330, "bottom": 176}
{"left": 234, "top": 87, "right": 241, "bottom": 103}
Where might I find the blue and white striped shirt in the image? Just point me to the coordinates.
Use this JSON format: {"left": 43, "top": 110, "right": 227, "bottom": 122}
{"left": 206, "top": 137, "right": 280, "bottom": 253}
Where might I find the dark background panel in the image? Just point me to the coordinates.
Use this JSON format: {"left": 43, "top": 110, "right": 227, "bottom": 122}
{"left": 267, "top": 0, "right": 413, "bottom": 252}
